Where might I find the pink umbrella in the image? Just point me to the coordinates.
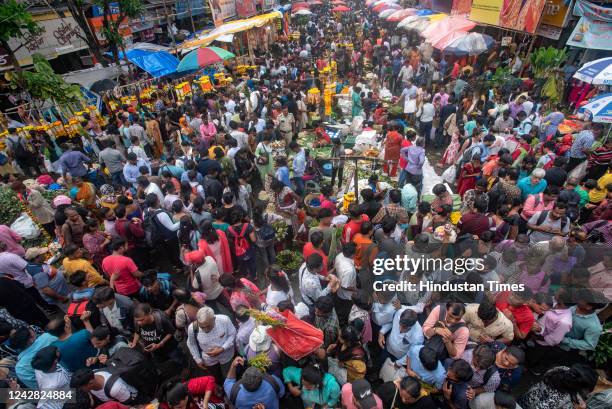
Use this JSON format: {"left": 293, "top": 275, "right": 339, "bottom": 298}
{"left": 422, "top": 16, "right": 476, "bottom": 41}
{"left": 386, "top": 8, "right": 416, "bottom": 22}
{"left": 292, "top": 2, "right": 310, "bottom": 10}
{"left": 332, "top": 5, "right": 351, "bottom": 12}
{"left": 332, "top": 0, "right": 346, "bottom": 4}
{"left": 373, "top": 2, "right": 400, "bottom": 12}
{"left": 433, "top": 30, "right": 470, "bottom": 50}
{"left": 309, "top": 0, "right": 323, "bottom": 4}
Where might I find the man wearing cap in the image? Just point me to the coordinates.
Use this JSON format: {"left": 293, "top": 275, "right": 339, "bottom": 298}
{"left": 25, "top": 247, "right": 70, "bottom": 310}
{"left": 342, "top": 379, "right": 383, "bottom": 409}
{"left": 224, "top": 356, "right": 285, "bottom": 409}
{"left": 246, "top": 325, "right": 282, "bottom": 377}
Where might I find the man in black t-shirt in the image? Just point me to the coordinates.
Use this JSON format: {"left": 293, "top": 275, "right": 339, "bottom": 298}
{"left": 131, "top": 303, "right": 182, "bottom": 367}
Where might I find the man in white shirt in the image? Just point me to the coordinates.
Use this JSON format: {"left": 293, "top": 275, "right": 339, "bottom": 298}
{"left": 137, "top": 176, "right": 163, "bottom": 204}
{"left": 71, "top": 368, "right": 138, "bottom": 404}
{"left": 92, "top": 286, "right": 135, "bottom": 337}
{"left": 32, "top": 346, "right": 71, "bottom": 409}
{"left": 230, "top": 122, "right": 249, "bottom": 150}
{"left": 224, "top": 96, "right": 236, "bottom": 114}
{"left": 298, "top": 254, "right": 338, "bottom": 310}
{"left": 162, "top": 182, "right": 181, "bottom": 212}
{"left": 379, "top": 306, "right": 424, "bottom": 361}
{"left": 334, "top": 243, "right": 357, "bottom": 324}
{"left": 187, "top": 306, "right": 236, "bottom": 378}
{"left": 418, "top": 97, "right": 435, "bottom": 145}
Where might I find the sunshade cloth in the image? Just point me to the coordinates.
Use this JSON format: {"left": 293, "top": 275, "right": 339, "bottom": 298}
{"left": 422, "top": 16, "right": 476, "bottom": 42}
{"left": 177, "top": 46, "right": 235, "bottom": 72}
{"left": 387, "top": 9, "right": 416, "bottom": 22}
{"left": 574, "top": 57, "right": 612, "bottom": 85}
{"left": 180, "top": 12, "right": 282, "bottom": 49}
{"left": 578, "top": 93, "right": 612, "bottom": 123}
{"left": 112, "top": 49, "right": 179, "bottom": 77}
{"left": 442, "top": 32, "right": 495, "bottom": 55}
{"left": 400, "top": 14, "right": 446, "bottom": 32}
{"left": 332, "top": 5, "right": 351, "bottom": 12}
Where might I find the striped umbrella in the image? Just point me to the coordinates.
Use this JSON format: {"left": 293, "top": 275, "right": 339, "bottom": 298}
{"left": 177, "top": 46, "right": 235, "bottom": 72}
{"left": 574, "top": 57, "right": 612, "bottom": 85}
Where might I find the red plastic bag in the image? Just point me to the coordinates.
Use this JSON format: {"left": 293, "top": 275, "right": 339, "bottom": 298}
{"left": 268, "top": 310, "right": 323, "bottom": 361}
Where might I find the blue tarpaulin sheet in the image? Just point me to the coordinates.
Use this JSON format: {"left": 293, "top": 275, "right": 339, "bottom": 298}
{"left": 109, "top": 49, "right": 179, "bottom": 78}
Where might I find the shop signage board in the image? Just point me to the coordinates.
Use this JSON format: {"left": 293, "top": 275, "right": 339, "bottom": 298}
{"left": 541, "top": 0, "right": 573, "bottom": 28}
{"left": 567, "top": 16, "right": 612, "bottom": 50}
{"left": 237, "top": 0, "right": 258, "bottom": 18}
{"left": 451, "top": 0, "right": 473, "bottom": 17}
{"left": 208, "top": 0, "right": 237, "bottom": 27}
{"left": 8, "top": 15, "right": 88, "bottom": 67}
{"left": 469, "top": 0, "right": 548, "bottom": 33}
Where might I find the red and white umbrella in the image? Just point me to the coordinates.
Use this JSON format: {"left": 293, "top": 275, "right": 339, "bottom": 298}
{"left": 332, "top": 5, "right": 351, "bottom": 12}
{"left": 387, "top": 8, "right": 417, "bottom": 22}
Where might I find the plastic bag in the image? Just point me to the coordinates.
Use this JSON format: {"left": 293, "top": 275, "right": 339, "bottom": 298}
{"left": 267, "top": 310, "right": 323, "bottom": 361}
{"left": 379, "top": 357, "right": 407, "bottom": 383}
{"left": 568, "top": 160, "right": 587, "bottom": 182}
{"left": 10, "top": 213, "right": 41, "bottom": 240}
{"left": 441, "top": 165, "right": 457, "bottom": 184}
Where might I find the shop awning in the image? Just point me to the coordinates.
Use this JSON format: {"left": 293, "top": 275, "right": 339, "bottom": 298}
{"left": 179, "top": 11, "right": 283, "bottom": 50}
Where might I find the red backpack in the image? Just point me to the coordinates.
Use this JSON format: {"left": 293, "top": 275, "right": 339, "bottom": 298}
{"left": 228, "top": 224, "right": 251, "bottom": 257}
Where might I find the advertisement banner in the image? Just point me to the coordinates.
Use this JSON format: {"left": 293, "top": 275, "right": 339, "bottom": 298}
{"left": 574, "top": 0, "right": 612, "bottom": 22}
{"left": 469, "top": 0, "right": 503, "bottom": 25}
{"left": 567, "top": 15, "right": 612, "bottom": 50}
{"left": 452, "top": 0, "right": 473, "bottom": 16}
{"left": 541, "top": 0, "right": 573, "bottom": 27}
{"left": 208, "top": 0, "right": 237, "bottom": 27}
{"left": 469, "top": 0, "right": 547, "bottom": 33}
{"left": 8, "top": 16, "right": 88, "bottom": 67}
{"left": 499, "top": 0, "right": 548, "bottom": 33}
{"left": 236, "top": 0, "right": 257, "bottom": 18}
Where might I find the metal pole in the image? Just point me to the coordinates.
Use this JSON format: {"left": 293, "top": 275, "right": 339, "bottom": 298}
{"left": 162, "top": 0, "right": 178, "bottom": 54}
{"left": 186, "top": 0, "right": 196, "bottom": 35}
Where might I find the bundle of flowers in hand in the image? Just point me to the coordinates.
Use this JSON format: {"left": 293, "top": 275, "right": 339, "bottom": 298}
{"left": 249, "top": 353, "right": 273, "bottom": 373}
{"left": 246, "top": 309, "right": 287, "bottom": 328}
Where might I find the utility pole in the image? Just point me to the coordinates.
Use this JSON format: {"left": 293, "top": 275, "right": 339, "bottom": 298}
{"left": 162, "top": 0, "right": 178, "bottom": 54}
{"left": 186, "top": 0, "right": 196, "bottom": 36}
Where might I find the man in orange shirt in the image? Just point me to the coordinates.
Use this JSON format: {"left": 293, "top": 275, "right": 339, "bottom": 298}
{"left": 353, "top": 221, "right": 378, "bottom": 291}
{"left": 303, "top": 230, "right": 328, "bottom": 276}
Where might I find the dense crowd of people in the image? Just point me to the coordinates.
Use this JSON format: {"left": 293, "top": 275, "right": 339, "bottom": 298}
{"left": 0, "top": 1, "right": 611, "bottom": 409}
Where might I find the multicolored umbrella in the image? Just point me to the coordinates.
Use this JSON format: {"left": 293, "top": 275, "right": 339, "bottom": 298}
{"left": 387, "top": 8, "right": 416, "bottom": 22}
{"left": 442, "top": 32, "right": 495, "bottom": 55}
{"left": 332, "top": 5, "right": 351, "bottom": 12}
{"left": 177, "top": 46, "right": 235, "bottom": 72}
{"left": 574, "top": 57, "right": 612, "bottom": 85}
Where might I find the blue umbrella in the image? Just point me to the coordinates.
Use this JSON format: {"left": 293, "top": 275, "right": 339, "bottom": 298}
{"left": 573, "top": 57, "right": 612, "bottom": 85}
{"left": 416, "top": 9, "right": 433, "bottom": 15}
{"left": 578, "top": 93, "right": 612, "bottom": 123}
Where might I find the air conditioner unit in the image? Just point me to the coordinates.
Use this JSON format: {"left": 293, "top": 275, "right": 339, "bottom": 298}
{"left": 80, "top": 54, "right": 94, "bottom": 66}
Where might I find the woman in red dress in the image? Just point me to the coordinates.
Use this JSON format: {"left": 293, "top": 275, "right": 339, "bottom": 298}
{"left": 456, "top": 156, "right": 483, "bottom": 197}
{"left": 383, "top": 125, "right": 403, "bottom": 177}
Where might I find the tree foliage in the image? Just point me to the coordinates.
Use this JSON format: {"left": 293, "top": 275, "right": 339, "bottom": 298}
{"left": 0, "top": 0, "right": 40, "bottom": 43}
{"left": 96, "top": 0, "right": 144, "bottom": 49}
{"left": 8, "top": 54, "right": 83, "bottom": 105}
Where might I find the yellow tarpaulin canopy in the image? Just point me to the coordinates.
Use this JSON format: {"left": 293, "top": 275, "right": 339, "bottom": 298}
{"left": 179, "top": 11, "right": 283, "bottom": 50}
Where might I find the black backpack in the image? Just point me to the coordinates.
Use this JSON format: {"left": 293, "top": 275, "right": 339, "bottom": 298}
{"left": 102, "top": 347, "right": 158, "bottom": 404}
{"left": 143, "top": 208, "right": 174, "bottom": 246}
{"left": 9, "top": 136, "right": 29, "bottom": 161}
{"left": 424, "top": 304, "right": 466, "bottom": 362}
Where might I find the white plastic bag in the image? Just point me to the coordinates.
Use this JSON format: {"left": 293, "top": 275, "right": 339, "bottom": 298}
{"left": 568, "top": 160, "right": 588, "bottom": 182}
{"left": 379, "top": 357, "right": 407, "bottom": 383}
{"left": 10, "top": 213, "right": 40, "bottom": 240}
{"left": 441, "top": 165, "right": 457, "bottom": 184}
